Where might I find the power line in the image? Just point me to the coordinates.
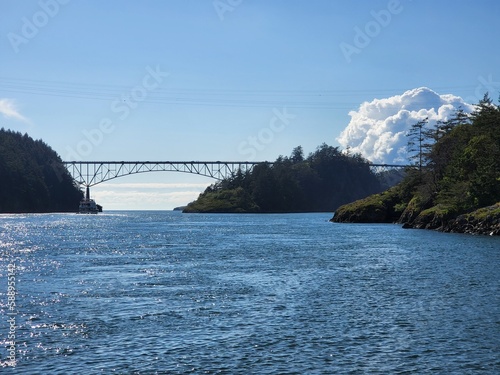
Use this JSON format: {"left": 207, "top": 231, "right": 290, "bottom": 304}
{"left": 0, "top": 76, "right": 477, "bottom": 109}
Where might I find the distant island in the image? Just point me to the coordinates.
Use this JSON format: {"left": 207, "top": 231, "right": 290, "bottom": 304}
{"left": 0, "top": 129, "right": 82, "bottom": 213}
{"left": 183, "top": 144, "right": 400, "bottom": 213}
{"left": 332, "top": 95, "right": 500, "bottom": 235}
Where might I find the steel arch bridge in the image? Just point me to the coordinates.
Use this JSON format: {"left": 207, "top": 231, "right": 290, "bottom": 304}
{"left": 62, "top": 161, "right": 270, "bottom": 187}
{"left": 62, "top": 161, "right": 410, "bottom": 187}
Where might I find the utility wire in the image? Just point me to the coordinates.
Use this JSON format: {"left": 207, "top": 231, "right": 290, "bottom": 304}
{"left": 0, "top": 77, "right": 477, "bottom": 109}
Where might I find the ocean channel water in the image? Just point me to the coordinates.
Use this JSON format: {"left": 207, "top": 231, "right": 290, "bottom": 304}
{"left": 0, "top": 211, "right": 499, "bottom": 374}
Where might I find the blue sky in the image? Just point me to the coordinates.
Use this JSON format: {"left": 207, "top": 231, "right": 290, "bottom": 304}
{"left": 1, "top": 0, "right": 500, "bottom": 209}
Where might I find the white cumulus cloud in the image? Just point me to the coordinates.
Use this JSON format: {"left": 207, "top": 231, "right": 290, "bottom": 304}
{"left": 0, "top": 98, "right": 29, "bottom": 123}
{"left": 337, "top": 87, "right": 475, "bottom": 164}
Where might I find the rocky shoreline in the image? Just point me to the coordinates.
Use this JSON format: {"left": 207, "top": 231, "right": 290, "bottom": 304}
{"left": 332, "top": 199, "right": 500, "bottom": 236}
{"left": 416, "top": 203, "right": 500, "bottom": 235}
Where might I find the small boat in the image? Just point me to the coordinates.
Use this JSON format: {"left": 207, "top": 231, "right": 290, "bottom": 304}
{"left": 78, "top": 186, "right": 103, "bottom": 214}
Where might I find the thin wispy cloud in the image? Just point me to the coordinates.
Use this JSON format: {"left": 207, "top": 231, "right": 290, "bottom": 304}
{"left": 0, "top": 98, "right": 29, "bottom": 123}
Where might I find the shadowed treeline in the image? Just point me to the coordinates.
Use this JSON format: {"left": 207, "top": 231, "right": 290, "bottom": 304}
{"left": 0, "top": 129, "right": 82, "bottom": 213}
{"left": 184, "top": 144, "right": 386, "bottom": 213}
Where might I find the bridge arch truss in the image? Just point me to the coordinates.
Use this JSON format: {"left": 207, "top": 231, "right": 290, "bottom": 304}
{"left": 62, "top": 161, "right": 269, "bottom": 187}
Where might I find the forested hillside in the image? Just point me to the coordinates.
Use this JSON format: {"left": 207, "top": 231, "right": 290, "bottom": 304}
{"left": 0, "top": 129, "right": 82, "bottom": 213}
{"left": 333, "top": 95, "right": 500, "bottom": 235}
{"left": 184, "top": 144, "right": 384, "bottom": 213}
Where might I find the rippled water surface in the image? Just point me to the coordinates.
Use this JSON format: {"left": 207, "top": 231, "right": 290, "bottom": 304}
{"left": 1, "top": 211, "right": 499, "bottom": 374}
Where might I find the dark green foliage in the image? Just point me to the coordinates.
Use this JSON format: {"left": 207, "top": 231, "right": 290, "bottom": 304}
{"left": 184, "top": 144, "right": 383, "bottom": 213}
{"left": 334, "top": 95, "right": 500, "bottom": 232}
{"left": 402, "top": 98, "right": 500, "bottom": 214}
{"left": 0, "top": 129, "right": 83, "bottom": 213}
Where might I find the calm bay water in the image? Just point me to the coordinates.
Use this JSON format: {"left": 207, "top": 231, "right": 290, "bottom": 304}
{"left": 0, "top": 211, "right": 499, "bottom": 374}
